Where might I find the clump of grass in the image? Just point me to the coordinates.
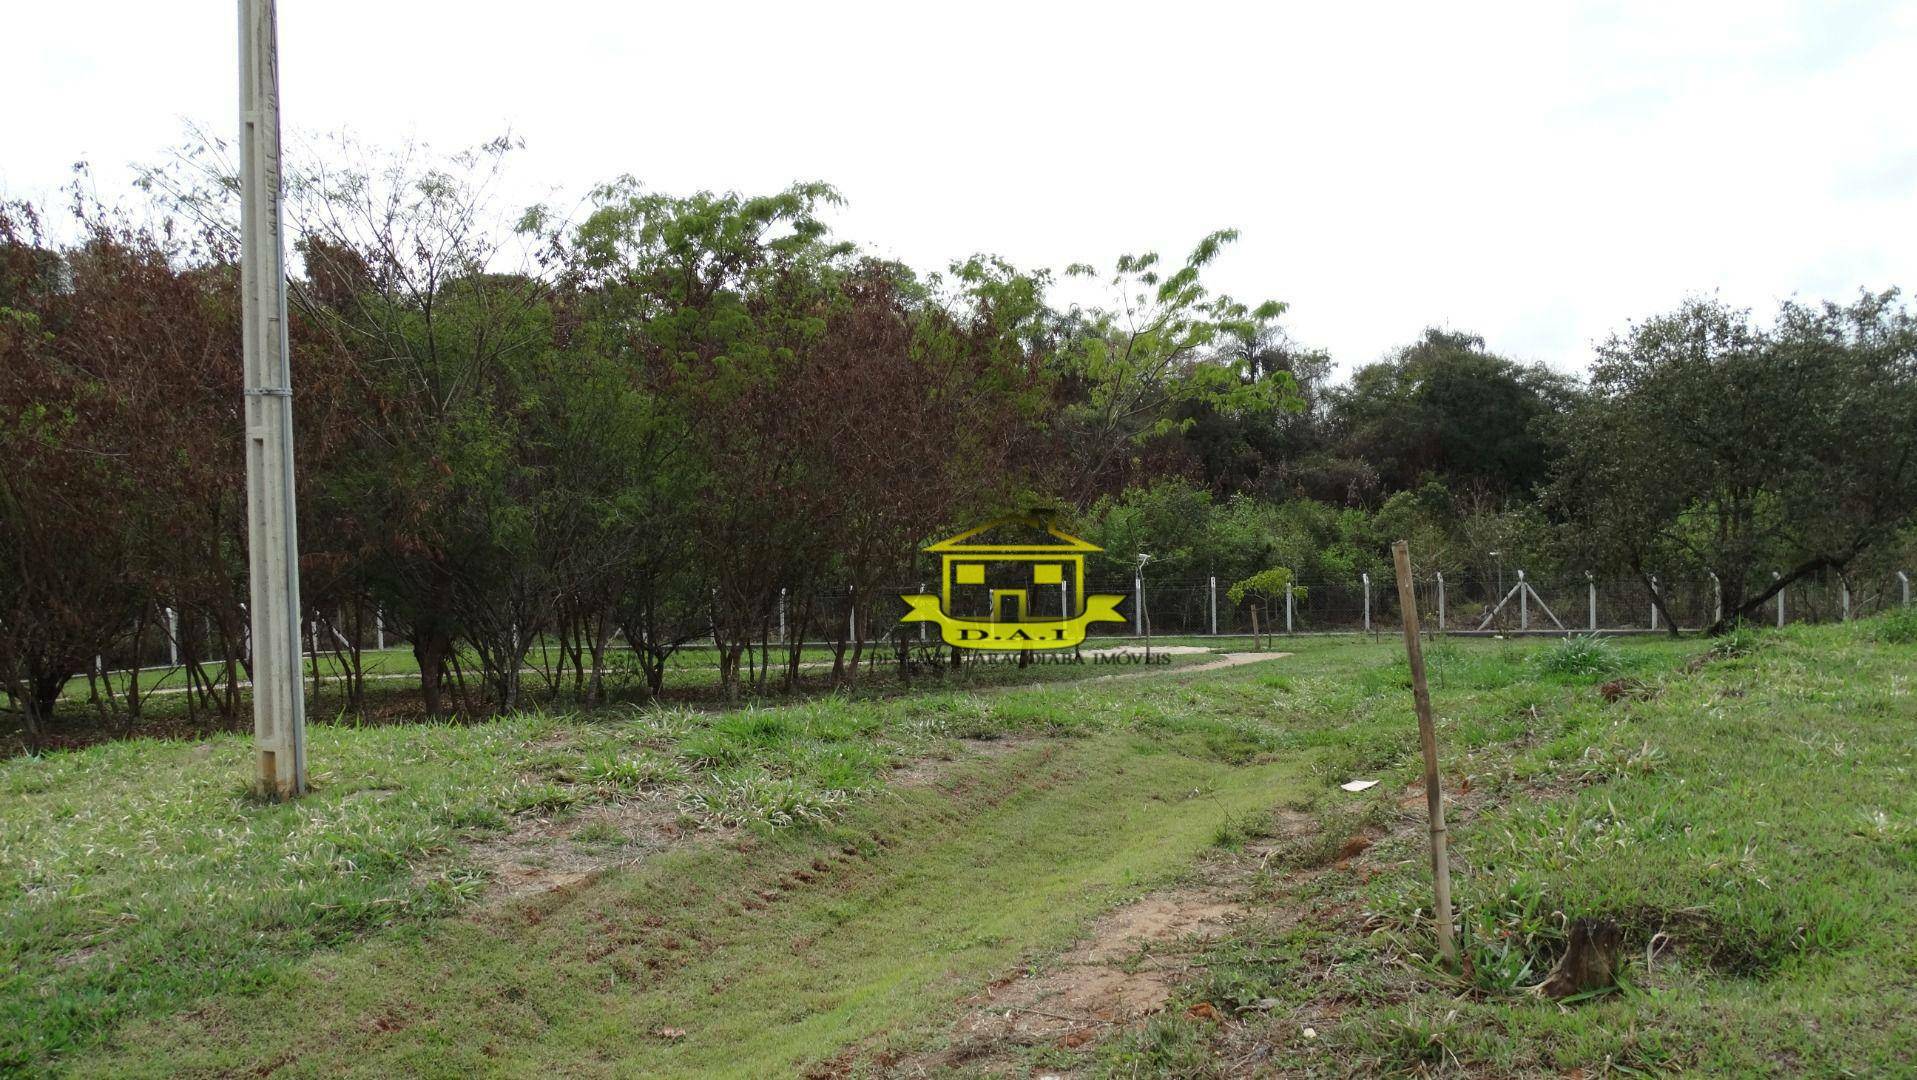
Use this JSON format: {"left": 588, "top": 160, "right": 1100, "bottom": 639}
{"left": 504, "top": 781, "right": 579, "bottom": 815}
{"left": 1096, "top": 1013, "right": 1218, "bottom": 1077}
{"left": 571, "top": 820, "right": 625, "bottom": 846}
{"left": 677, "top": 769, "right": 851, "bottom": 830}
{"left": 626, "top": 703, "right": 705, "bottom": 739}
{"left": 574, "top": 752, "right": 684, "bottom": 792}
{"left": 439, "top": 802, "right": 509, "bottom": 831}
{"left": 1707, "top": 625, "right": 1766, "bottom": 659}
{"left": 1578, "top": 739, "right": 1666, "bottom": 781}
{"left": 1372, "top": 1007, "right": 1462, "bottom": 1071}
{"left": 1869, "top": 607, "right": 1917, "bottom": 645}
{"left": 1533, "top": 633, "right": 1623, "bottom": 677}
{"left": 1210, "top": 810, "right": 1275, "bottom": 850}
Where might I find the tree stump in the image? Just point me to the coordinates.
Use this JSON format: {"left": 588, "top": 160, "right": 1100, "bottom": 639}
{"left": 1536, "top": 918, "right": 1621, "bottom": 1000}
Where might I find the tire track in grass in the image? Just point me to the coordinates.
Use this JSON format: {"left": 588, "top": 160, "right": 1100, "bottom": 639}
{"left": 70, "top": 732, "right": 1310, "bottom": 1078}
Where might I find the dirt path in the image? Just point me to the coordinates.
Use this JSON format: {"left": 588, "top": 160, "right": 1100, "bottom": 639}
{"left": 1090, "top": 650, "right": 1291, "bottom": 681}
{"left": 114, "top": 647, "right": 1289, "bottom": 701}
{"left": 467, "top": 652, "right": 1294, "bottom": 902}
{"left": 880, "top": 807, "right": 1318, "bottom": 1078}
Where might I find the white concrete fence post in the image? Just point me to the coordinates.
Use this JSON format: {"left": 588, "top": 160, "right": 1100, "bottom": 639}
{"left": 847, "top": 585, "right": 857, "bottom": 644}
{"left": 1774, "top": 571, "right": 1785, "bottom": 628}
{"left": 1285, "top": 580, "right": 1294, "bottom": 635}
{"left": 1900, "top": 570, "right": 1911, "bottom": 608}
{"left": 1709, "top": 572, "right": 1721, "bottom": 625}
{"left": 1586, "top": 571, "right": 1597, "bottom": 631}
{"left": 1059, "top": 580, "right": 1068, "bottom": 623}
{"left": 920, "top": 583, "right": 929, "bottom": 643}
{"left": 1649, "top": 575, "right": 1658, "bottom": 633}
{"left": 1519, "top": 570, "right": 1529, "bottom": 631}
{"left": 1361, "top": 572, "right": 1370, "bottom": 634}
{"left": 1208, "top": 575, "right": 1217, "bottom": 636}
{"left": 1841, "top": 578, "right": 1851, "bottom": 622}
{"left": 374, "top": 609, "right": 385, "bottom": 651}
{"left": 165, "top": 607, "right": 179, "bottom": 667}
{"left": 1436, "top": 571, "right": 1445, "bottom": 631}
{"left": 1133, "top": 574, "right": 1143, "bottom": 636}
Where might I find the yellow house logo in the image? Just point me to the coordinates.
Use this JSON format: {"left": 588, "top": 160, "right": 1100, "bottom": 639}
{"left": 900, "top": 516, "right": 1127, "bottom": 649}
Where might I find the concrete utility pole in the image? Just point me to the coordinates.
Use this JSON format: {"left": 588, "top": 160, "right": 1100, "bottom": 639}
{"left": 240, "top": 0, "right": 306, "bottom": 799}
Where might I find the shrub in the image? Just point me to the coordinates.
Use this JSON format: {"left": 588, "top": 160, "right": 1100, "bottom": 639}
{"left": 1871, "top": 608, "right": 1917, "bottom": 645}
{"left": 1707, "top": 625, "right": 1765, "bottom": 659}
{"left": 1227, "top": 567, "right": 1307, "bottom": 608}
{"left": 1534, "top": 634, "right": 1623, "bottom": 677}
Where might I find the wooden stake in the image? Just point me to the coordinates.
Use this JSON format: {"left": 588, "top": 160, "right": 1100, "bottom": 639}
{"left": 1250, "top": 604, "right": 1262, "bottom": 651}
{"left": 1391, "top": 540, "right": 1456, "bottom": 970}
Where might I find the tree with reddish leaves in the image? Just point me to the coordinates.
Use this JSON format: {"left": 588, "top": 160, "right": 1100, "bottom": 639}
{"left": 0, "top": 203, "right": 144, "bottom": 749}
{"left": 802, "top": 259, "right": 1051, "bottom": 686}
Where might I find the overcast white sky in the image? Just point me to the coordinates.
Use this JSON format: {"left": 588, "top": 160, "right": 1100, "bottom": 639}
{"left": 7, "top": 0, "right": 1915, "bottom": 375}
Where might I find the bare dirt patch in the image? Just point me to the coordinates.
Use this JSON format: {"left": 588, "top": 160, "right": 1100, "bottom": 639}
{"left": 882, "top": 735, "right": 1037, "bottom": 788}
{"left": 474, "top": 738, "right": 1051, "bottom": 906}
{"left": 883, "top": 808, "right": 1317, "bottom": 1077}
{"left": 930, "top": 887, "right": 1243, "bottom": 1068}
{"left": 1093, "top": 651, "right": 1292, "bottom": 682}
{"left": 467, "top": 791, "right": 688, "bottom": 903}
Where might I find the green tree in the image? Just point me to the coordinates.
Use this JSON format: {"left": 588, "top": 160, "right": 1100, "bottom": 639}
{"left": 1550, "top": 292, "right": 1917, "bottom": 632}
{"left": 1331, "top": 328, "right": 1575, "bottom": 497}
{"left": 1054, "top": 232, "right": 1303, "bottom": 500}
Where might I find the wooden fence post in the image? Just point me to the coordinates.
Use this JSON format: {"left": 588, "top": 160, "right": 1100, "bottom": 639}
{"left": 1391, "top": 540, "right": 1457, "bottom": 971}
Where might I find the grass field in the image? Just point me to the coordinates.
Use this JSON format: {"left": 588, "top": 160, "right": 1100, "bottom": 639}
{"left": 21, "top": 640, "right": 1222, "bottom": 756}
{"left": 3, "top": 618, "right": 1913, "bottom": 1076}
{"left": 57, "top": 634, "right": 1299, "bottom": 703}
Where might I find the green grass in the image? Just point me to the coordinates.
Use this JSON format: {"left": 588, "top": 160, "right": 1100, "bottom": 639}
{"left": 63, "top": 636, "right": 1233, "bottom": 703}
{"left": 52, "top": 641, "right": 879, "bottom": 705}
{"left": 1, "top": 646, "right": 1321, "bottom": 1074}
{"left": 1150, "top": 618, "right": 1917, "bottom": 1076}
{"left": 18, "top": 641, "right": 1224, "bottom": 757}
{"left": 73, "top": 735, "right": 1302, "bottom": 1078}
{"left": 6, "top": 624, "right": 1910, "bottom": 1076}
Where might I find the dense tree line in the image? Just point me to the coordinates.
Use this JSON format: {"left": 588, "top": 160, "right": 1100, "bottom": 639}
{"left": 4, "top": 138, "right": 1915, "bottom": 747}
